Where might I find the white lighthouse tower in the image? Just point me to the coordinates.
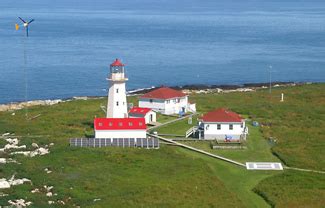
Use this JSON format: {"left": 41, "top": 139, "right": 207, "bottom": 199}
{"left": 106, "top": 58, "right": 128, "bottom": 118}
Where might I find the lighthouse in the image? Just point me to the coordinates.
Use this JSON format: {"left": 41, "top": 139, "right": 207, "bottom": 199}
{"left": 106, "top": 58, "right": 128, "bottom": 118}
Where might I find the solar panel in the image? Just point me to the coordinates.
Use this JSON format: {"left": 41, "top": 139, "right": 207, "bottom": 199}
{"left": 105, "top": 138, "right": 111, "bottom": 146}
{"left": 124, "top": 138, "right": 130, "bottom": 147}
{"left": 148, "top": 138, "right": 153, "bottom": 148}
{"left": 69, "top": 138, "right": 159, "bottom": 149}
{"left": 142, "top": 138, "right": 148, "bottom": 147}
{"left": 136, "top": 138, "right": 142, "bottom": 147}
{"left": 118, "top": 138, "right": 123, "bottom": 147}
{"left": 153, "top": 138, "right": 159, "bottom": 148}
{"left": 112, "top": 138, "right": 118, "bottom": 146}
{"left": 94, "top": 139, "right": 100, "bottom": 147}
{"left": 88, "top": 138, "right": 95, "bottom": 147}
{"left": 246, "top": 162, "right": 283, "bottom": 170}
{"left": 130, "top": 138, "right": 135, "bottom": 146}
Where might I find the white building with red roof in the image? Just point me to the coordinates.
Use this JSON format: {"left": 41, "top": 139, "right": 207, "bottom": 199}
{"left": 139, "top": 87, "right": 196, "bottom": 115}
{"left": 199, "top": 108, "right": 248, "bottom": 141}
{"left": 94, "top": 118, "right": 147, "bottom": 139}
{"left": 128, "top": 107, "right": 156, "bottom": 124}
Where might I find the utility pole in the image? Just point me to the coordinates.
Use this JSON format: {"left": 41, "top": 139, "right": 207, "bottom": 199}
{"left": 269, "top": 65, "right": 272, "bottom": 94}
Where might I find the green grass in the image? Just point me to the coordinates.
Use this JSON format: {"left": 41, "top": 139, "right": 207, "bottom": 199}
{"left": 155, "top": 113, "right": 178, "bottom": 124}
{"left": 190, "top": 84, "right": 325, "bottom": 171}
{"left": 253, "top": 170, "right": 325, "bottom": 208}
{"left": 1, "top": 146, "right": 245, "bottom": 207}
{"left": 0, "top": 84, "right": 324, "bottom": 207}
{"left": 155, "top": 115, "right": 199, "bottom": 136}
{"left": 176, "top": 123, "right": 280, "bottom": 163}
{"left": 0, "top": 97, "right": 244, "bottom": 207}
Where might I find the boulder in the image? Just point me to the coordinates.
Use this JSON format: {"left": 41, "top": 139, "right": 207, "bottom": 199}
{"left": 0, "top": 179, "right": 10, "bottom": 189}
{"left": 31, "top": 143, "right": 39, "bottom": 148}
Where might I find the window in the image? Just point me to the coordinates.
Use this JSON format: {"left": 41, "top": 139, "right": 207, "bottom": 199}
{"left": 139, "top": 122, "right": 143, "bottom": 126}
{"left": 129, "top": 122, "right": 133, "bottom": 126}
{"left": 206, "top": 124, "right": 209, "bottom": 130}
{"left": 118, "top": 122, "right": 123, "bottom": 127}
{"left": 116, "top": 101, "right": 119, "bottom": 106}
{"left": 177, "top": 98, "right": 180, "bottom": 103}
{"left": 217, "top": 124, "right": 221, "bottom": 130}
{"left": 166, "top": 100, "right": 170, "bottom": 104}
{"left": 229, "top": 124, "right": 233, "bottom": 130}
{"left": 99, "top": 122, "right": 103, "bottom": 127}
{"left": 116, "top": 88, "right": 119, "bottom": 93}
{"left": 150, "top": 99, "right": 153, "bottom": 103}
{"left": 241, "top": 123, "right": 243, "bottom": 128}
{"left": 173, "top": 99, "right": 177, "bottom": 104}
{"left": 109, "top": 122, "right": 113, "bottom": 126}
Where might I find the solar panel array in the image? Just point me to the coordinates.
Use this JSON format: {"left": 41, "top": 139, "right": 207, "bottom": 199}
{"left": 246, "top": 162, "right": 283, "bottom": 170}
{"left": 70, "top": 138, "right": 159, "bottom": 149}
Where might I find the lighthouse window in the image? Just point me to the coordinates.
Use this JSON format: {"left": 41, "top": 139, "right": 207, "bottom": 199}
{"left": 99, "top": 122, "right": 103, "bottom": 127}
{"left": 139, "top": 122, "right": 143, "bottom": 126}
{"left": 118, "top": 122, "right": 123, "bottom": 127}
{"left": 116, "top": 89, "right": 119, "bottom": 93}
{"left": 116, "top": 101, "right": 119, "bottom": 106}
{"left": 109, "top": 122, "right": 113, "bottom": 126}
{"left": 129, "top": 122, "right": 133, "bottom": 126}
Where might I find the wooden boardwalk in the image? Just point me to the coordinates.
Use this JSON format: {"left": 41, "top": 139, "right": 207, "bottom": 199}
{"left": 148, "top": 133, "right": 246, "bottom": 167}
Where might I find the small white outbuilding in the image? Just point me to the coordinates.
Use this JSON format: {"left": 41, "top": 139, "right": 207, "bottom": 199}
{"left": 128, "top": 107, "right": 156, "bottom": 124}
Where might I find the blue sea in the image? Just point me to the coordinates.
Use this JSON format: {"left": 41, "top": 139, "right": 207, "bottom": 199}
{"left": 0, "top": 0, "right": 325, "bottom": 104}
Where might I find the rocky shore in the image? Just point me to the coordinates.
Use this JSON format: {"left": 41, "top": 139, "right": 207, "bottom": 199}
{"left": 0, "top": 97, "right": 103, "bottom": 112}
{"left": 0, "top": 82, "right": 310, "bottom": 112}
{"left": 128, "top": 81, "right": 305, "bottom": 95}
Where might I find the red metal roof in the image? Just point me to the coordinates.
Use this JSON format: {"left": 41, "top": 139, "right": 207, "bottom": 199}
{"left": 94, "top": 118, "right": 146, "bottom": 130}
{"left": 129, "top": 107, "right": 152, "bottom": 115}
{"left": 140, "top": 87, "right": 186, "bottom": 100}
{"left": 201, "top": 108, "right": 243, "bottom": 123}
{"left": 110, "top": 58, "right": 125, "bottom": 67}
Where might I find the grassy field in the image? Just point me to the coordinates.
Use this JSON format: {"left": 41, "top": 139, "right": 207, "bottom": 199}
{"left": 190, "top": 84, "right": 325, "bottom": 171}
{"left": 0, "top": 83, "right": 324, "bottom": 207}
{"left": 178, "top": 123, "right": 281, "bottom": 163}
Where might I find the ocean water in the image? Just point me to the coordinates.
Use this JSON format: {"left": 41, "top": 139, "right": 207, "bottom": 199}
{"left": 0, "top": 0, "right": 325, "bottom": 104}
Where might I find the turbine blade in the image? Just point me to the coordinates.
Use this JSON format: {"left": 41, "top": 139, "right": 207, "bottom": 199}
{"left": 26, "top": 26, "right": 29, "bottom": 37}
{"left": 18, "top": 17, "right": 26, "bottom": 23}
{"left": 28, "top": 19, "right": 35, "bottom": 24}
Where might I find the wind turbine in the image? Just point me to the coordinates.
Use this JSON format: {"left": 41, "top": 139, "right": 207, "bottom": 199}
{"left": 15, "top": 17, "right": 36, "bottom": 120}
{"left": 16, "top": 17, "right": 35, "bottom": 37}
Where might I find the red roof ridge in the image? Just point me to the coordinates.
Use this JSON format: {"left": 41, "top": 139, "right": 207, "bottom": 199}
{"left": 201, "top": 108, "right": 243, "bottom": 122}
{"left": 140, "top": 87, "right": 186, "bottom": 100}
{"left": 129, "top": 107, "right": 152, "bottom": 115}
{"left": 110, "top": 58, "right": 125, "bottom": 67}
